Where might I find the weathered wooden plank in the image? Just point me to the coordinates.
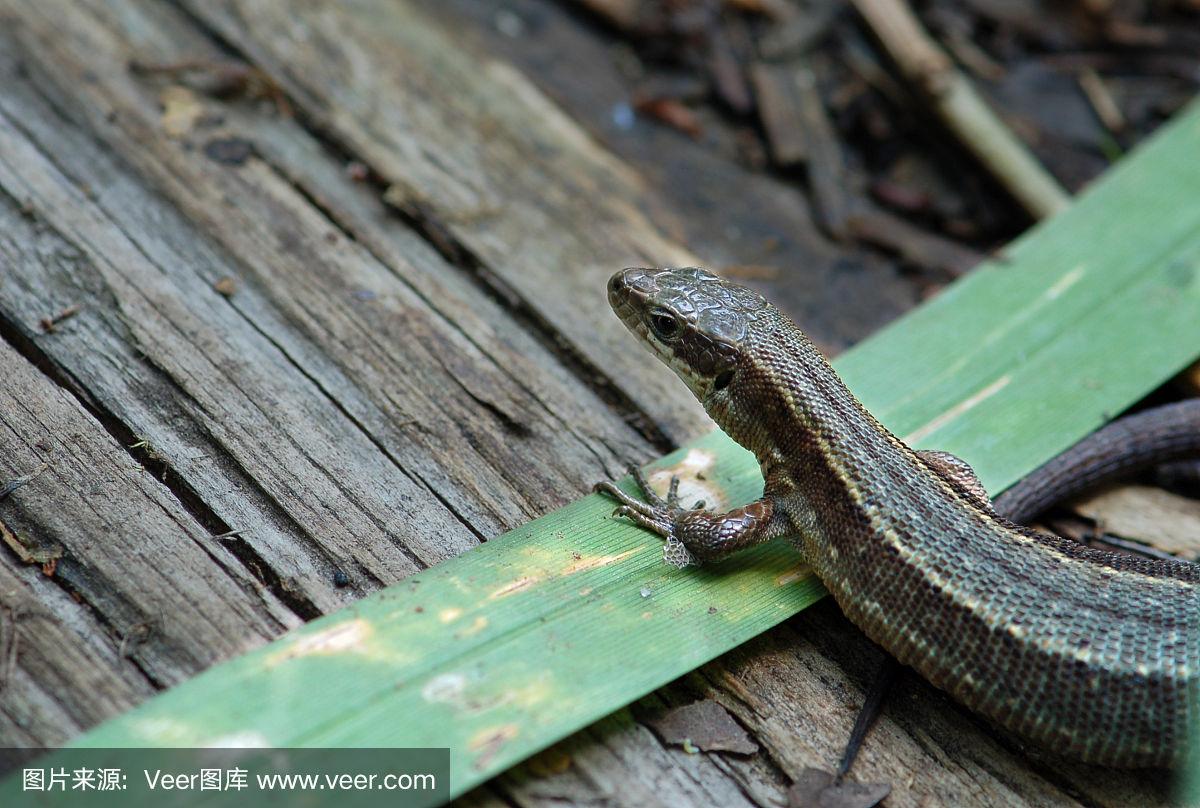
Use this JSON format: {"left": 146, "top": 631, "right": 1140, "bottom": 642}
{"left": 59, "top": 98, "right": 1200, "bottom": 805}
{"left": 179, "top": 0, "right": 716, "bottom": 443}
{"left": 1073, "top": 485, "right": 1200, "bottom": 558}
{"left": 0, "top": 0, "right": 696, "bottom": 753}
{"left": 0, "top": 0, "right": 726, "bottom": 791}
{"left": 0, "top": 96, "right": 462, "bottom": 608}
{"left": 500, "top": 705, "right": 772, "bottom": 808}
{"left": 0, "top": 339, "right": 295, "bottom": 745}
{"left": 1, "top": 0, "right": 654, "bottom": 619}
{"left": 0, "top": 562, "right": 152, "bottom": 748}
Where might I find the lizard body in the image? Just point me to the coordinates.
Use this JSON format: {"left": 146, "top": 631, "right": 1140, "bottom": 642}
{"left": 596, "top": 266, "right": 1200, "bottom": 768}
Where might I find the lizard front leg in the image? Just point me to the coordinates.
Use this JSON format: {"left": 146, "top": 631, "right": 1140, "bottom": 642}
{"left": 594, "top": 466, "right": 793, "bottom": 567}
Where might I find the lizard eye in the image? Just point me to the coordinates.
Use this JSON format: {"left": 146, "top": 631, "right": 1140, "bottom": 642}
{"left": 649, "top": 309, "right": 680, "bottom": 341}
{"left": 712, "top": 370, "right": 734, "bottom": 391}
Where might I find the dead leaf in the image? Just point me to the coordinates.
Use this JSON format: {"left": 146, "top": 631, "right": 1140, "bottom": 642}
{"left": 649, "top": 699, "right": 758, "bottom": 755}
{"left": 787, "top": 768, "right": 891, "bottom": 808}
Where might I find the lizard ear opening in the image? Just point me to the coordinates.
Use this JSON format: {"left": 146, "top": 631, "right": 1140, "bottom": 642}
{"left": 712, "top": 369, "right": 734, "bottom": 391}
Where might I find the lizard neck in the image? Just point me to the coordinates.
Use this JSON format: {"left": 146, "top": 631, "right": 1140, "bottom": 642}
{"left": 708, "top": 325, "right": 905, "bottom": 485}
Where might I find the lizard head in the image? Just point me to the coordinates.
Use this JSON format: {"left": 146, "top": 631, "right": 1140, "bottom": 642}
{"left": 607, "top": 267, "right": 770, "bottom": 402}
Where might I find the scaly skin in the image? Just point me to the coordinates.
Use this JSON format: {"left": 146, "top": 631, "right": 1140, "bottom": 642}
{"left": 595, "top": 266, "right": 1200, "bottom": 768}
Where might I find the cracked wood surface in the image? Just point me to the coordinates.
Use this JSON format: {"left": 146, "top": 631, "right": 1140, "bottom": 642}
{"left": 177, "top": 0, "right": 714, "bottom": 444}
{"left": 0, "top": 0, "right": 1183, "bottom": 806}
{"left": 0, "top": 338, "right": 294, "bottom": 744}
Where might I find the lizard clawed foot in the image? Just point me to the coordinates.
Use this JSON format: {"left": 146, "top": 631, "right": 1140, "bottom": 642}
{"left": 593, "top": 466, "right": 699, "bottom": 568}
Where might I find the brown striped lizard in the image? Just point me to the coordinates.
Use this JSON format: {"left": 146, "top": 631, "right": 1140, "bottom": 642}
{"left": 594, "top": 266, "right": 1200, "bottom": 769}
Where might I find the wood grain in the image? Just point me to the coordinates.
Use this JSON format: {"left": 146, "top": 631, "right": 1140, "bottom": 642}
{"left": 0, "top": 0, "right": 654, "bottom": 617}
{"left": 178, "top": 0, "right": 716, "bottom": 442}
{"left": 0, "top": 339, "right": 294, "bottom": 744}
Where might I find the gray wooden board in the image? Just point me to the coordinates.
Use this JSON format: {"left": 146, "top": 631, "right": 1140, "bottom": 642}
{"left": 0, "top": 0, "right": 653, "bottom": 607}
{"left": 0, "top": 0, "right": 1179, "bottom": 804}
{"left": 0, "top": 339, "right": 294, "bottom": 744}
{"left": 0, "top": 559, "right": 152, "bottom": 748}
{"left": 0, "top": 0, "right": 653, "bottom": 741}
{"left": 178, "top": 0, "right": 718, "bottom": 443}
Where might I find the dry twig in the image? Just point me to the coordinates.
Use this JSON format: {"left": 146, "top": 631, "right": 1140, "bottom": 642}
{"left": 850, "top": 0, "right": 1071, "bottom": 220}
{"left": 792, "top": 60, "right": 852, "bottom": 236}
{"left": 1078, "top": 68, "right": 1126, "bottom": 134}
{"left": 750, "top": 63, "right": 809, "bottom": 166}
{"left": 846, "top": 208, "right": 985, "bottom": 277}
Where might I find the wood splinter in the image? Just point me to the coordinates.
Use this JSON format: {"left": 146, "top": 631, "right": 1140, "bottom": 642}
{"left": 39, "top": 304, "right": 81, "bottom": 333}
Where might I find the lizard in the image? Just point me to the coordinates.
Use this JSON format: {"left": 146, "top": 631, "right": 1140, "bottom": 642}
{"left": 593, "top": 266, "right": 1200, "bottom": 768}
